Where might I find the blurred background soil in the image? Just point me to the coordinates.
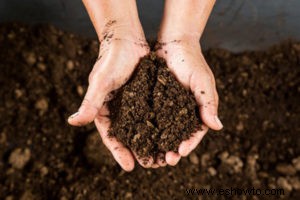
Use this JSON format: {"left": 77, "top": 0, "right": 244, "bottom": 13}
{"left": 0, "top": 23, "right": 299, "bottom": 200}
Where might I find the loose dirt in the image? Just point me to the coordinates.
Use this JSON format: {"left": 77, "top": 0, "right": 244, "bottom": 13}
{"left": 108, "top": 54, "right": 201, "bottom": 158}
{"left": 0, "top": 23, "right": 299, "bottom": 200}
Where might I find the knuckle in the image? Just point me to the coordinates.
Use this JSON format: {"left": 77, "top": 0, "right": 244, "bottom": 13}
{"left": 193, "top": 87, "right": 204, "bottom": 98}
{"left": 81, "top": 98, "right": 91, "bottom": 107}
{"left": 207, "top": 99, "right": 217, "bottom": 106}
{"left": 101, "top": 78, "right": 114, "bottom": 92}
{"left": 88, "top": 73, "right": 112, "bottom": 93}
{"left": 81, "top": 98, "right": 100, "bottom": 112}
{"left": 100, "top": 134, "right": 112, "bottom": 148}
{"left": 204, "top": 74, "right": 214, "bottom": 83}
{"left": 201, "top": 67, "right": 215, "bottom": 83}
{"left": 88, "top": 72, "right": 95, "bottom": 84}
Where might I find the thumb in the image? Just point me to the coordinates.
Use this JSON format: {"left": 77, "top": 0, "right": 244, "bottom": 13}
{"left": 68, "top": 81, "right": 107, "bottom": 126}
{"left": 191, "top": 73, "right": 223, "bottom": 130}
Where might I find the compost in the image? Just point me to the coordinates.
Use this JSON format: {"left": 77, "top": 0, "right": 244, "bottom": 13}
{"left": 0, "top": 23, "right": 299, "bottom": 199}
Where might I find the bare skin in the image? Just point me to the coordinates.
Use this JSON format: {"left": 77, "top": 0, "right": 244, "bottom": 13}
{"left": 68, "top": 0, "right": 151, "bottom": 171}
{"left": 68, "top": 0, "right": 223, "bottom": 171}
{"left": 156, "top": 0, "right": 223, "bottom": 166}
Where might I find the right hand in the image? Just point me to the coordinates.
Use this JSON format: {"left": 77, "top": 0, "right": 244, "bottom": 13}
{"left": 68, "top": 29, "right": 153, "bottom": 171}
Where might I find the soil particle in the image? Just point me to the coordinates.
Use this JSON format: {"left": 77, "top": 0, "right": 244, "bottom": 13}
{"left": 8, "top": 148, "right": 31, "bottom": 169}
{"left": 14, "top": 89, "right": 23, "bottom": 98}
{"left": 277, "top": 177, "right": 293, "bottom": 192}
{"left": 66, "top": 60, "right": 74, "bottom": 71}
{"left": 276, "top": 164, "right": 297, "bottom": 176}
{"left": 23, "top": 51, "right": 37, "bottom": 66}
{"left": 200, "top": 153, "right": 211, "bottom": 168}
{"left": 246, "top": 154, "right": 259, "bottom": 179}
{"left": 289, "top": 177, "right": 300, "bottom": 190}
{"left": 124, "top": 192, "right": 133, "bottom": 199}
{"left": 37, "top": 62, "right": 46, "bottom": 71}
{"left": 20, "top": 191, "right": 36, "bottom": 200}
{"left": 76, "top": 85, "right": 84, "bottom": 96}
{"left": 189, "top": 152, "right": 199, "bottom": 165}
{"left": 40, "top": 166, "right": 49, "bottom": 177}
{"left": 5, "top": 196, "right": 13, "bottom": 200}
{"left": 207, "top": 167, "right": 217, "bottom": 177}
{"left": 236, "top": 121, "right": 244, "bottom": 131}
{"left": 108, "top": 55, "right": 201, "bottom": 158}
{"left": 35, "top": 98, "right": 48, "bottom": 114}
{"left": 292, "top": 157, "right": 300, "bottom": 171}
{"left": 219, "top": 152, "right": 244, "bottom": 174}
{"left": 105, "top": 20, "right": 117, "bottom": 28}
{"left": 0, "top": 132, "right": 7, "bottom": 144}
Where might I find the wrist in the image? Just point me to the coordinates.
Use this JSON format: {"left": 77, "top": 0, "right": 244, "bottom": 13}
{"left": 158, "top": 0, "right": 215, "bottom": 45}
{"left": 98, "top": 20, "right": 146, "bottom": 43}
{"left": 155, "top": 34, "right": 202, "bottom": 58}
{"left": 157, "top": 29, "right": 202, "bottom": 52}
{"left": 157, "top": 31, "right": 201, "bottom": 44}
{"left": 83, "top": 0, "right": 145, "bottom": 42}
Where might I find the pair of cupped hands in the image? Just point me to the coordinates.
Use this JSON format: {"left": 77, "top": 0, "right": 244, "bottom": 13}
{"left": 68, "top": 28, "right": 223, "bottom": 171}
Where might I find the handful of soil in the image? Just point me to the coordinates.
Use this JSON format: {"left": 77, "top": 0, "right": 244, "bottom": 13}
{"left": 108, "top": 54, "right": 202, "bottom": 159}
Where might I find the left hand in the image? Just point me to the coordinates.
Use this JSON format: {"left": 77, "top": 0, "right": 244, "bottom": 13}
{"left": 155, "top": 39, "right": 223, "bottom": 166}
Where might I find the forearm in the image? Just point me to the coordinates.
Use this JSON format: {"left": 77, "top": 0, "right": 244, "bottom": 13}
{"left": 158, "top": 0, "right": 216, "bottom": 42}
{"left": 83, "top": 0, "right": 145, "bottom": 41}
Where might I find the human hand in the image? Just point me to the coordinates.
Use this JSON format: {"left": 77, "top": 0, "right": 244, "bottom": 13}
{"left": 69, "top": 0, "right": 171, "bottom": 171}
{"left": 68, "top": 25, "right": 153, "bottom": 171}
{"left": 155, "top": 38, "right": 223, "bottom": 166}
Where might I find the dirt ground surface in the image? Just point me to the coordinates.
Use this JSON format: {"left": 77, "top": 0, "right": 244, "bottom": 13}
{"left": 108, "top": 54, "right": 201, "bottom": 159}
{"left": 0, "top": 23, "right": 299, "bottom": 200}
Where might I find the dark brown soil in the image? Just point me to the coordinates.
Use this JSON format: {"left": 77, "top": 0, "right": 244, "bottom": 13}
{"left": 0, "top": 23, "right": 300, "bottom": 200}
{"left": 108, "top": 54, "right": 201, "bottom": 158}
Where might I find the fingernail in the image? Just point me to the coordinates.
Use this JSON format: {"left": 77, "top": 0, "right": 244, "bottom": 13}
{"left": 69, "top": 112, "right": 79, "bottom": 119}
{"left": 214, "top": 115, "right": 223, "bottom": 128}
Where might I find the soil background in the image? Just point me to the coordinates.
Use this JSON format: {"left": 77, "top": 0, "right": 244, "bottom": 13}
{"left": 0, "top": 23, "right": 299, "bottom": 200}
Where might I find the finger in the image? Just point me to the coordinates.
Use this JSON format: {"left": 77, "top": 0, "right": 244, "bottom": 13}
{"left": 165, "top": 151, "right": 181, "bottom": 166}
{"left": 68, "top": 79, "right": 107, "bottom": 127}
{"left": 133, "top": 152, "right": 154, "bottom": 169}
{"left": 190, "top": 70, "right": 223, "bottom": 130}
{"left": 178, "top": 125, "right": 208, "bottom": 157}
{"left": 94, "top": 108, "right": 135, "bottom": 172}
{"left": 156, "top": 153, "right": 167, "bottom": 167}
{"left": 151, "top": 163, "right": 160, "bottom": 169}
